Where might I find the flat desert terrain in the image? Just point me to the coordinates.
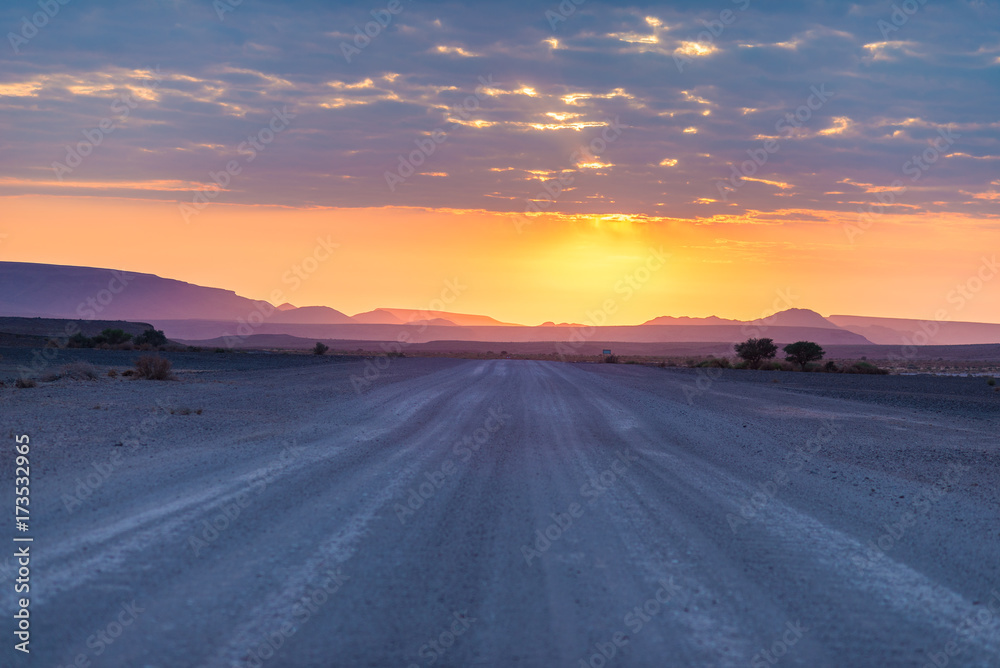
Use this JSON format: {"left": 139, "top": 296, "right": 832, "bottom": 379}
{"left": 1, "top": 353, "right": 998, "bottom": 666}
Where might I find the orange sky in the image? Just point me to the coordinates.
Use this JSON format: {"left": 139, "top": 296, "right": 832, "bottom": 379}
{"left": 2, "top": 194, "right": 997, "bottom": 325}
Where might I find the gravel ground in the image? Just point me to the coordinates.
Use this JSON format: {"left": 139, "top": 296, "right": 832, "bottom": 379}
{"left": 0, "top": 345, "right": 360, "bottom": 379}
{"left": 0, "top": 357, "right": 997, "bottom": 666}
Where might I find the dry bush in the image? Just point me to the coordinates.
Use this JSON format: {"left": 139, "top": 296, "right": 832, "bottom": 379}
{"left": 134, "top": 355, "right": 174, "bottom": 380}
{"left": 843, "top": 361, "right": 889, "bottom": 375}
{"left": 108, "top": 369, "right": 118, "bottom": 377}
{"left": 62, "top": 361, "right": 99, "bottom": 380}
{"left": 39, "top": 361, "right": 99, "bottom": 382}
{"left": 15, "top": 377, "right": 37, "bottom": 389}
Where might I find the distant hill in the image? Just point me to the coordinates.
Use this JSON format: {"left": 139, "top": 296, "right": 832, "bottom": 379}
{"left": 0, "top": 262, "right": 274, "bottom": 321}
{"left": 642, "top": 315, "right": 740, "bottom": 326}
{"left": 829, "top": 315, "right": 1000, "bottom": 345}
{"left": 267, "top": 305, "right": 354, "bottom": 324}
{"left": 8, "top": 261, "right": 998, "bottom": 348}
{"left": 642, "top": 309, "right": 840, "bottom": 329}
{"left": 752, "top": 308, "right": 841, "bottom": 329}
{"left": 351, "top": 308, "right": 519, "bottom": 327}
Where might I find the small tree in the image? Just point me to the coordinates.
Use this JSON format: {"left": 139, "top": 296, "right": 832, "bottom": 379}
{"left": 734, "top": 337, "right": 778, "bottom": 369}
{"left": 134, "top": 328, "right": 168, "bottom": 347}
{"left": 313, "top": 342, "right": 329, "bottom": 355}
{"left": 68, "top": 332, "right": 95, "bottom": 348}
{"left": 783, "top": 341, "right": 825, "bottom": 371}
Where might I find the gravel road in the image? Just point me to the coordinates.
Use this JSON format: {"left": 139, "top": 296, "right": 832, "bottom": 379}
{"left": 1, "top": 358, "right": 998, "bottom": 667}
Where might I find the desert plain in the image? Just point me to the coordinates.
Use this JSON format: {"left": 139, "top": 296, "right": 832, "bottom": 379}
{"left": 1, "top": 348, "right": 998, "bottom": 666}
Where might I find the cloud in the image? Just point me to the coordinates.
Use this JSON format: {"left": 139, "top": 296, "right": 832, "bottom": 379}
{"left": 0, "top": 0, "right": 996, "bottom": 223}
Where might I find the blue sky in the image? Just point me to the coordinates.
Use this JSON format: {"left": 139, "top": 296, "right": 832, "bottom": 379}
{"left": 2, "top": 0, "right": 998, "bottom": 220}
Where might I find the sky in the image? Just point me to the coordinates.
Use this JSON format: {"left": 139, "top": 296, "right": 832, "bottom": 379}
{"left": 1, "top": 0, "right": 998, "bottom": 325}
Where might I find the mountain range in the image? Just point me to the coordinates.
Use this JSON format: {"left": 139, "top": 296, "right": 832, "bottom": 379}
{"left": 1, "top": 261, "right": 998, "bottom": 346}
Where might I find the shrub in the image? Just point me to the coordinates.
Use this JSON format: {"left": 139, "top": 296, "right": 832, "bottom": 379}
{"left": 387, "top": 351, "right": 405, "bottom": 358}
{"left": 783, "top": 341, "right": 825, "bottom": 371}
{"left": 15, "top": 377, "right": 37, "bottom": 388}
{"left": 697, "top": 357, "right": 731, "bottom": 369}
{"left": 734, "top": 338, "right": 778, "bottom": 369}
{"left": 988, "top": 377, "right": 996, "bottom": 387}
{"left": 844, "top": 361, "right": 889, "bottom": 375}
{"left": 39, "top": 369, "right": 61, "bottom": 382}
{"left": 214, "top": 347, "right": 227, "bottom": 353}
{"left": 134, "top": 328, "right": 168, "bottom": 347}
{"left": 94, "top": 328, "right": 132, "bottom": 346}
{"left": 62, "top": 361, "right": 99, "bottom": 380}
{"left": 824, "top": 361, "right": 838, "bottom": 372}
{"left": 68, "top": 332, "right": 95, "bottom": 348}
{"left": 313, "top": 342, "right": 330, "bottom": 356}
{"left": 134, "top": 355, "right": 174, "bottom": 380}
{"left": 170, "top": 407, "right": 203, "bottom": 415}
{"left": 604, "top": 354, "right": 619, "bottom": 364}
{"left": 108, "top": 369, "right": 118, "bottom": 377}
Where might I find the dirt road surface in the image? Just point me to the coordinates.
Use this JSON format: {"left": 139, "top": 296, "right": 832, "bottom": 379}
{"left": 2, "top": 358, "right": 998, "bottom": 666}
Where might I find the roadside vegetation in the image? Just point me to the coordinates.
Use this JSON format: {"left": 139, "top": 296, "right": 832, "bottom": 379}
{"left": 726, "top": 337, "right": 889, "bottom": 374}
{"left": 134, "top": 355, "right": 175, "bottom": 380}
{"left": 65, "top": 327, "right": 170, "bottom": 350}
